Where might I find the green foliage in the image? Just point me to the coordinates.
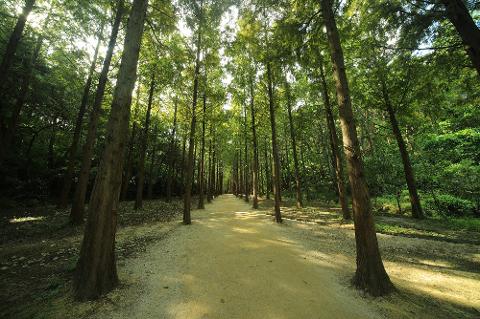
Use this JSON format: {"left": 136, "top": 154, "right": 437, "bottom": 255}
{"left": 425, "top": 194, "right": 476, "bottom": 217}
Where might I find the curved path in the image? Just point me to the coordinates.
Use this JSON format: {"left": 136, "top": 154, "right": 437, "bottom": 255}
{"left": 100, "top": 195, "right": 380, "bottom": 319}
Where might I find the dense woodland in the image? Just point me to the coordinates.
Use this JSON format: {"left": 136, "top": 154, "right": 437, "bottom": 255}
{"left": 0, "top": 0, "right": 479, "bottom": 306}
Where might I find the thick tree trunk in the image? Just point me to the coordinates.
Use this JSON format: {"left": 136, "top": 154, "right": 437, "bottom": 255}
{"left": 321, "top": 0, "right": 392, "bottom": 296}
{"left": 440, "top": 0, "right": 480, "bottom": 76}
{"left": 59, "top": 26, "right": 103, "bottom": 208}
{"left": 284, "top": 77, "right": 303, "bottom": 208}
{"left": 166, "top": 98, "right": 178, "bottom": 202}
{"left": 267, "top": 62, "right": 282, "bottom": 223}
{"left": 319, "top": 61, "right": 350, "bottom": 220}
{"left": 184, "top": 21, "right": 203, "bottom": 225}
{"left": 74, "top": 0, "right": 148, "bottom": 300}
{"left": 135, "top": 75, "right": 155, "bottom": 210}
{"left": 249, "top": 75, "right": 259, "bottom": 209}
{"left": 381, "top": 81, "right": 424, "bottom": 219}
{"left": 70, "top": 0, "right": 124, "bottom": 225}
{"left": 197, "top": 74, "right": 207, "bottom": 209}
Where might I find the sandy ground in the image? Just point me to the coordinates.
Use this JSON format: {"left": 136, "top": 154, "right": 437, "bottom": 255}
{"left": 89, "top": 195, "right": 480, "bottom": 319}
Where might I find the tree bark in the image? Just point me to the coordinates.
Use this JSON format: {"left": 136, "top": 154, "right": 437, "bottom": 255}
{"left": 381, "top": 80, "right": 424, "bottom": 219}
{"left": 0, "top": 0, "right": 35, "bottom": 107}
{"left": 135, "top": 74, "right": 155, "bottom": 210}
{"left": 264, "top": 143, "right": 271, "bottom": 200}
{"left": 319, "top": 61, "right": 350, "bottom": 219}
{"left": 183, "top": 17, "right": 203, "bottom": 225}
{"left": 58, "top": 25, "right": 104, "bottom": 208}
{"left": 70, "top": 0, "right": 124, "bottom": 225}
{"left": 206, "top": 126, "right": 213, "bottom": 202}
{"left": 267, "top": 62, "right": 282, "bottom": 223}
{"left": 440, "top": 0, "right": 480, "bottom": 77}
{"left": 243, "top": 103, "right": 249, "bottom": 202}
{"left": 166, "top": 97, "right": 178, "bottom": 202}
{"left": 197, "top": 72, "right": 207, "bottom": 209}
{"left": 74, "top": 0, "right": 148, "bottom": 300}
{"left": 249, "top": 75, "right": 259, "bottom": 209}
{"left": 321, "top": 0, "right": 392, "bottom": 296}
{"left": 147, "top": 123, "right": 158, "bottom": 199}
{"left": 284, "top": 76, "right": 303, "bottom": 208}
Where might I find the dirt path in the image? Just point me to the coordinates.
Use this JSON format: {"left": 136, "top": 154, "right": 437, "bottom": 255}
{"left": 94, "top": 195, "right": 382, "bottom": 319}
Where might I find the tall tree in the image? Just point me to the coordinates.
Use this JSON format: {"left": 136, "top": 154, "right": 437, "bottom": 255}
{"left": 267, "top": 62, "right": 282, "bottom": 223}
{"left": 58, "top": 24, "right": 104, "bottom": 208}
{"left": 284, "top": 73, "right": 303, "bottom": 208}
{"left": 70, "top": 0, "right": 125, "bottom": 224}
{"left": 320, "top": 0, "right": 393, "bottom": 295}
{"left": 249, "top": 73, "right": 259, "bottom": 209}
{"left": 380, "top": 78, "right": 424, "bottom": 218}
{"left": 166, "top": 97, "right": 178, "bottom": 202}
{"left": 197, "top": 70, "right": 207, "bottom": 209}
{"left": 319, "top": 60, "right": 350, "bottom": 220}
{"left": 183, "top": 5, "right": 203, "bottom": 224}
{"left": 135, "top": 74, "right": 155, "bottom": 210}
{"left": 440, "top": 0, "right": 480, "bottom": 76}
{"left": 74, "top": 0, "right": 149, "bottom": 300}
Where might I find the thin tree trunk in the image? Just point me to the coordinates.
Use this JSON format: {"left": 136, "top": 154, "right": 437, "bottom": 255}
{"left": 0, "top": 0, "right": 35, "bottom": 105}
{"left": 197, "top": 72, "right": 207, "bottom": 209}
{"left": 243, "top": 104, "right": 249, "bottom": 202}
{"left": 59, "top": 25, "right": 104, "bottom": 208}
{"left": 441, "top": 0, "right": 480, "bottom": 76}
{"left": 284, "top": 77, "right": 303, "bottom": 208}
{"left": 74, "top": 0, "right": 148, "bottom": 300}
{"left": 184, "top": 15, "right": 203, "bottom": 225}
{"left": 250, "top": 75, "right": 259, "bottom": 209}
{"left": 135, "top": 74, "right": 155, "bottom": 210}
{"left": 321, "top": 0, "right": 392, "bottom": 296}
{"left": 70, "top": 0, "right": 124, "bottom": 224}
{"left": 267, "top": 62, "right": 282, "bottom": 223}
{"left": 206, "top": 127, "right": 213, "bottom": 202}
{"left": 381, "top": 80, "right": 424, "bottom": 219}
{"left": 166, "top": 97, "right": 178, "bottom": 202}
{"left": 147, "top": 123, "right": 158, "bottom": 199}
{"left": 264, "top": 143, "right": 271, "bottom": 200}
{"left": 319, "top": 60, "right": 350, "bottom": 219}
{"left": 2, "top": 5, "right": 53, "bottom": 158}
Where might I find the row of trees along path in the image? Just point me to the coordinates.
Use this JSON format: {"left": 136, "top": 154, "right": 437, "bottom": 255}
{"left": 0, "top": 0, "right": 479, "bottom": 302}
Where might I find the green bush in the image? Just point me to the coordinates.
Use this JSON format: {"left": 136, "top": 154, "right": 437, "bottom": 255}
{"left": 426, "top": 194, "right": 475, "bottom": 217}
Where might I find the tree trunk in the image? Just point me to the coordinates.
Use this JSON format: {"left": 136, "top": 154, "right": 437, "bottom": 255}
{"left": 166, "top": 97, "right": 178, "bottom": 202}
{"left": 441, "top": 0, "right": 480, "bottom": 76}
{"left": 183, "top": 18, "right": 203, "bottom": 225}
{"left": 2, "top": 5, "right": 53, "bottom": 160}
{"left": 147, "top": 123, "right": 158, "bottom": 199}
{"left": 381, "top": 80, "right": 424, "bottom": 219}
{"left": 243, "top": 104, "right": 249, "bottom": 202}
{"left": 284, "top": 77, "right": 303, "bottom": 208}
{"left": 0, "top": 0, "right": 35, "bottom": 105}
{"left": 264, "top": 143, "right": 271, "bottom": 200}
{"left": 70, "top": 0, "right": 124, "bottom": 225}
{"left": 197, "top": 72, "right": 207, "bottom": 209}
{"left": 135, "top": 74, "right": 155, "bottom": 210}
{"left": 321, "top": 0, "right": 392, "bottom": 296}
{"left": 74, "top": 0, "right": 148, "bottom": 300}
{"left": 206, "top": 127, "right": 213, "bottom": 202}
{"left": 249, "top": 75, "right": 259, "bottom": 209}
{"left": 267, "top": 62, "right": 282, "bottom": 223}
{"left": 319, "top": 60, "right": 350, "bottom": 219}
{"left": 58, "top": 25, "right": 103, "bottom": 208}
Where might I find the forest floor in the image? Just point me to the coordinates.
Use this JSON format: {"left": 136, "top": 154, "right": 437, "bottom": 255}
{"left": 1, "top": 195, "right": 479, "bottom": 318}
